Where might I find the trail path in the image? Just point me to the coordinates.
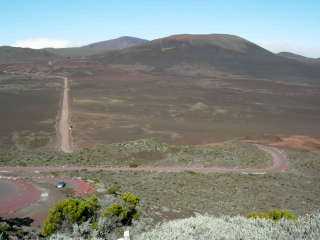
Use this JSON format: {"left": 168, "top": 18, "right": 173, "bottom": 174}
{"left": 58, "top": 77, "right": 72, "bottom": 153}
{"left": 2, "top": 71, "right": 73, "bottom": 153}
{"left": 0, "top": 145, "right": 288, "bottom": 174}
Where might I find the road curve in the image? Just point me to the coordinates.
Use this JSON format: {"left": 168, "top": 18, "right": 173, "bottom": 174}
{"left": 0, "top": 145, "right": 288, "bottom": 174}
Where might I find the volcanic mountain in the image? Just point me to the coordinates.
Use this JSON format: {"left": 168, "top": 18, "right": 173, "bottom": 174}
{"left": 47, "top": 36, "right": 148, "bottom": 57}
{"left": 94, "top": 34, "right": 320, "bottom": 84}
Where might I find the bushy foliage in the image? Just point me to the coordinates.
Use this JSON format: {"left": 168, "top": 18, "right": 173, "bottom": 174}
{"left": 247, "top": 209, "right": 297, "bottom": 221}
{"left": 136, "top": 212, "right": 320, "bottom": 240}
{"left": 42, "top": 196, "right": 100, "bottom": 236}
{"left": 122, "top": 192, "right": 140, "bottom": 207}
{"left": 0, "top": 231, "right": 9, "bottom": 240}
{"left": 103, "top": 204, "right": 125, "bottom": 218}
{"left": 103, "top": 192, "right": 140, "bottom": 225}
{"left": 44, "top": 192, "right": 140, "bottom": 239}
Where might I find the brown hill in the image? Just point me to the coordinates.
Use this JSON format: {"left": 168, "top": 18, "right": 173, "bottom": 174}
{"left": 93, "top": 34, "right": 320, "bottom": 84}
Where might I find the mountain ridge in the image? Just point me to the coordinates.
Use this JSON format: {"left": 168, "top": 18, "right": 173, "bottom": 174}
{"left": 46, "top": 36, "right": 148, "bottom": 57}
{"left": 278, "top": 52, "right": 319, "bottom": 64}
{"left": 92, "top": 34, "right": 320, "bottom": 84}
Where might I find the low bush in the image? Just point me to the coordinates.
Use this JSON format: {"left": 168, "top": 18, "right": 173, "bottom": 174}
{"left": 42, "top": 196, "right": 100, "bottom": 237}
{"left": 122, "top": 192, "right": 140, "bottom": 207}
{"left": 43, "top": 192, "right": 141, "bottom": 238}
{"left": 103, "top": 192, "right": 140, "bottom": 225}
{"left": 103, "top": 204, "right": 125, "bottom": 218}
{"left": 247, "top": 209, "right": 297, "bottom": 221}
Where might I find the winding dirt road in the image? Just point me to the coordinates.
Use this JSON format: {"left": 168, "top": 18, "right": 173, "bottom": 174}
{"left": 0, "top": 145, "right": 288, "bottom": 174}
{"left": 58, "top": 77, "right": 72, "bottom": 153}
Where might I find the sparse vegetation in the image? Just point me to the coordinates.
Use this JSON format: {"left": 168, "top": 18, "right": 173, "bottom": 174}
{"left": 107, "top": 185, "right": 121, "bottom": 196}
{"left": 68, "top": 167, "right": 320, "bottom": 221}
{"left": 0, "top": 138, "right": 271, "bottom": 167}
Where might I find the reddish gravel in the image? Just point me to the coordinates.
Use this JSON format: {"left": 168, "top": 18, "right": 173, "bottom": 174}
{"left": 0, "top": 176, "right": 95, "bottom": 217}
{"left": 64, "top": 178, "right": 95, "bottom": 196}
{"left": 0, "top": 178, "right": 41, "bottom": 216}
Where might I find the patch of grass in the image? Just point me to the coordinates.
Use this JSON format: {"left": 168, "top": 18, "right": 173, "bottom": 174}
{"left": 12, "top": 130, "right": 51, "bottom": 149}
{"left": 165, "top": 142, "right": 272, "bottom": 167}
{"left": 286, "top": 149, "right": 320, "bottom": 177}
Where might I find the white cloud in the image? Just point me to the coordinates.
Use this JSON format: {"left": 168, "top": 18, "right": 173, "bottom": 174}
{"left": 13, "top": 38, "right": 71, "bottom": 49}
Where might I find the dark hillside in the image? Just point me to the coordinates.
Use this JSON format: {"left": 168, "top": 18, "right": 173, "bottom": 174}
{"left": 0, "top": 46, "right": 58, "bottom": 64}
{"left": 94, "top": 34, "right": 320, "bottom": 84}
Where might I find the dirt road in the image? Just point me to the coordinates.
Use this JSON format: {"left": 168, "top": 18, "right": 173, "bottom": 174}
{"left": 0, "top": 145, "right": 288, "bottom": 174}
{"left": 58, "top": 77, "right": 72, "bottom": 153}
{"left": 3, "top": 71, "right": 73, "bottom": 152}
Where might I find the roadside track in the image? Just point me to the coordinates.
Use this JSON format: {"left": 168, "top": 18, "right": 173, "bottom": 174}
{"left": 0, "top": 145, "right": 288, "bottom": 174}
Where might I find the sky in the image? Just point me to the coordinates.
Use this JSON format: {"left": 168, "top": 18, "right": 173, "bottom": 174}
{"left": 1, "top": 0, "right": 319, "bottom": 57}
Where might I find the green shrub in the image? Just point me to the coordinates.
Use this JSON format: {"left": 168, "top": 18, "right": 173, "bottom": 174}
{"left": 247, "top": 209, "right": 297, "bottom": 221}
{"left": 103, "top": 192, "right": 140, "bottom": 225}
{"left": 103, "top": 204, "right": 125, "bottom": 218}
{"left": 0, "top": 223, "right": 10, "bottom": 233}
{"left": 42, "top": 196, "right": 100, "bottom": 236}
{"left": 121, "top": 192, "right": 140, "bottom": 207}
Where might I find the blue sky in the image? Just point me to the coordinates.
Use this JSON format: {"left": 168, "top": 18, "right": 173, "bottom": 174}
{"left": 1, "top": 0, "right": 319, "bottom": 57}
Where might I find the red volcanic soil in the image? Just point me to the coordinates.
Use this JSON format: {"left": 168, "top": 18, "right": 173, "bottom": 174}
{"left": 0, "top": 178, "right": 41, "bottom": 216}
{"left": 64, "top": 178, "right": 95, "bottom": 197}
{"left": 269, "top": 135, "right": 320, "bottom": 151}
